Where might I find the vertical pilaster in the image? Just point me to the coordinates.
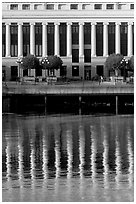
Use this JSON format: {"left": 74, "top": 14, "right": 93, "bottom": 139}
{"left": 42, "top": 23, "right": 47, "bottom": 57}
{"left": 115, "top": 23, "right": 120, "bottom": 54}
{"left": 103, "top": 22, "right": 108, "bottom": 56}
{"left": 67, "top": 23, "right": 72, "bottom": 57}
{"left": 6, "top": 23, "right": 11, "bottom": 57}
{"left": 79, "top": 22, "right": 84, "bottom": 57}
{"left": 127, "top": 22, "right": 133, "bottom": 57}
{"left": 91, "top": 22, "right": 96, "bottom": 57}
{"left": 54, "top": 23, "right": 60, "bottom": 56}
{"left": 30, "top": 23, "right": 35, "bottom": 55}
{"left": 18, "top": 23, "right": 23, "bottom": 57}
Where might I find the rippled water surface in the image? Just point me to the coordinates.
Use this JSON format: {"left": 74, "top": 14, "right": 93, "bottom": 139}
{"left": 2, "top": 114, "right": 134, "bottom": 202}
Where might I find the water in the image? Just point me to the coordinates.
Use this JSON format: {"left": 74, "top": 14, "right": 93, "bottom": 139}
{"left": 2, "top": 113, "right": 134, "bottom": 202}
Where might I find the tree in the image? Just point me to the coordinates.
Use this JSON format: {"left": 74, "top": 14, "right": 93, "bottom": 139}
{"left": 105, "top": 53, "right": 124, "bottom": 76}
{"left": 41, "top": 55, "right": 63, "bottom": 71}
{"left": 21, "top": 54, "right": 39, "bottom": 76}
{"left": 128, "top": 55, "right": 134, "bottom": 71}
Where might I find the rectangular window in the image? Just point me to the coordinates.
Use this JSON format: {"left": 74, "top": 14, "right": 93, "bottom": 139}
{"left": 46, "top": 4, "right": 54, "bottom": 10}
{"left": 72, "top": 49, "right": 79, "bottom": 62}
{"left": 58, "top": 4, "right": 67, "bottom": 10}
{"left": 60, "top": 23, "right": 67, "bottom": 56}
{"left": 2, "top": 23, "right": 6, "bottom": 57}
{"left": 84, "top": 49, "right": 91, "bottom": 63}
{"left": 70, "top": 4, "right": 78, "bottom": 9}
{"left": 106, "top": 4, "right": 114, "bottom": 9}
{"left": 72, "top": 66, "right": 79, "bottom": 77}
{"left": 10, "top": 4, "right": 18, "bottom": 10}
{"left": 108, "top": 23, "right": 115, "bottom": 55}
{"left": 96, "top": 23, "right": 103, "bottom": 56}
{"left": 22, "top": 4, "right": 30, "bottom": 10}
{"left": 82, "top": 4, "right": 91, "bottom": 10}
{"left": 130, "top": 4, "right": 134, "bottom": 9}
{"left": 120, "top": 22, "right": 128, "bottom": 56}
{"left": 23, "top": 23, "right": 30, "bottom": 56}
{"left": 72, "top": 23, "right": 79, "bottom": 44}
{"left": 10, "top": 23, "right": 18, "bottom": 57}
{"left": 34, "top": 4, "right": 43, "bottom": 10}
{"left": 47, "top": 23, "right": 54, "bottom": 55}
{"left": 94, "top": 4, "right": 102, "bottom": 9}
{"left": 84, "top": 23, "right": 91, "bottom": 44}
{"left": 35, "top": 23, "right": 42, "bottom": 57}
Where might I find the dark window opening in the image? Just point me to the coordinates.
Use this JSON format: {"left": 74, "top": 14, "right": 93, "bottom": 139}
{"left": 47, "top": 23, "right": 54, "bottom": 55}
{"left": 84, "top": 23, "right": 91, "bottom": 44}
{"left": 23, "top": 23, "right": 30, "bottom": 56}
{"left": 84, "top": 49, "right": 91, "bottom": 62}
{"left": 60, "top": 66, "right": 67, "bottom": 77}
{"left": 10, "top": 23, "right": 18, "bottom": 57}
{"left": 72, "top": 49, "right": 79, "bottom": 62}
{"left": 11, "top": 66, "right": 18, "bottom": 81}
{"left": 96, "top": 23, "right": 103, "bottom": 56}
{"left": 2, "top": 23, "right": 6, "bottom": 57}
{"left": 96, "top": 65, "right": 104, "bottom": 76}
{"left": 72, "top": 66, "right": 79, "bottom": 77}
{"left": 72, "top": 23, "right": 79, "bottom": 44}
{"left": 120, "top": 22, "right": 127, "bottom": 56}
{"left": 108, "top": 23, "right": 115, "bottom": 55}
{"left": 35, "top": 23, "right": 42, "bottom": 56}
{"left": 60, "top": 23, "right": 67, "bottom": 56}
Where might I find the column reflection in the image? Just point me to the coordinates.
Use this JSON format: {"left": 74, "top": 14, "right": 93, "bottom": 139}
{"left": 90, "top": 125, "right": 97, "bottom": 183}
{"left": 127, "top": 129, "right": 133, "bottom": 188}
{"left": 102, "top": 125, "right": 109, "bottom": 189}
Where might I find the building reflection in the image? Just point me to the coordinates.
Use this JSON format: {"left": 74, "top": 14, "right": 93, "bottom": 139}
{"left": 2, "top": 115, "right": 134, "bottom": 192}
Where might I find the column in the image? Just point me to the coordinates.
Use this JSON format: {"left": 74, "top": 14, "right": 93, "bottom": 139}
{"left": 115, "top": 22, "right": 120, "bottom": 54}
{"left": 30, "top": 23, "right": 35, "bottom": 55}
{"left": 18, "top": 23, "right": 23, "bottom": 57}
{"left": 67, "top": 23, "right": 72, "bottom": 56}
{"left": 103, "top": 22, "right": 108, "bottom": 57}
{"left": 91, "top": 22, "right": 96, "bottom": 57}
{"left": 6, "top": 23, "right": 11, "bottom": 57}
{"left": 127, "top": 22, "right": 133, "bottom": 57}
{"left": 42, "top": 23, "right": 47, "bottom": 57}
{"left": 54, "top": 23, "right": 60, "bottom": 56}
{"left": 79, "top": 22, "right": 84, "bottom": 57}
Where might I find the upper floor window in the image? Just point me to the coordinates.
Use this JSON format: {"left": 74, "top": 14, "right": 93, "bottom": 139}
{"left": 117, "top": 3, "right": 127, "bottom": 9}
{"left": 106, "top": 4, "right": 114, "bottom": 9}
{"left": 22, "top": 4, "right": 30, "bottom": 10}
{"left": 130, "top": 4, "right": 134, "bottom": 9}
{"left": 58, "top": 4, "right": 67, "bottom": 10}
{"left": 70, "top": 4, "right": 78, "bottom": 10}
{"left": 34, "top": 4, "right": 43, "bottom": 10}
{"left": 94, "top": 4, "right": 102, "bottom": 9}
{"left": 82, "top": 4, "right": 91, "bottom": 10}
{"left": 10, "top": 4, "right": 18, "bottom": 10}
{"left": 46, "top": 4, "right": 54, "bottom": 10}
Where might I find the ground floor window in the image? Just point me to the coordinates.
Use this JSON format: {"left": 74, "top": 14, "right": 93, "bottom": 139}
{"left": 96, "top": 65, "right": 104, "bottom": 76}
{"left": 72, "top": 66, "right": 79, "bottom": 77}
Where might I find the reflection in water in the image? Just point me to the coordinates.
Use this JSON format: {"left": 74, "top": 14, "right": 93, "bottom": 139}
{"left": 2, "top": 114, "right": 134, "bottom": 202}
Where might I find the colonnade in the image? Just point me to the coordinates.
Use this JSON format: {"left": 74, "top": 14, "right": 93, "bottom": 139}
{"left": 5, "top": 21, "right": 133, "bottom": 58}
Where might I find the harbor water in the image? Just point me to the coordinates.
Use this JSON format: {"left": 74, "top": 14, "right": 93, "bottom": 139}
{"left": 2, "top": 113, "right": 134, "bottom": 202}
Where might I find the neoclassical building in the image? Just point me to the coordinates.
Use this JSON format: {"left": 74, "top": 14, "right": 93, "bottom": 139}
{"left": 2, "top": 1, "right": 134, "bottom": 80}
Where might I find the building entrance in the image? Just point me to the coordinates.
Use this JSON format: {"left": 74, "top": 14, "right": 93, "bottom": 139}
{"left": 11, "top": 66, "right": 18, "bottom": 81}
{"left": 84, "top": 66, "right": 91, "bottom": 80}
{"left": 96, "top": 65, "right": 104, "bottom": 76}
